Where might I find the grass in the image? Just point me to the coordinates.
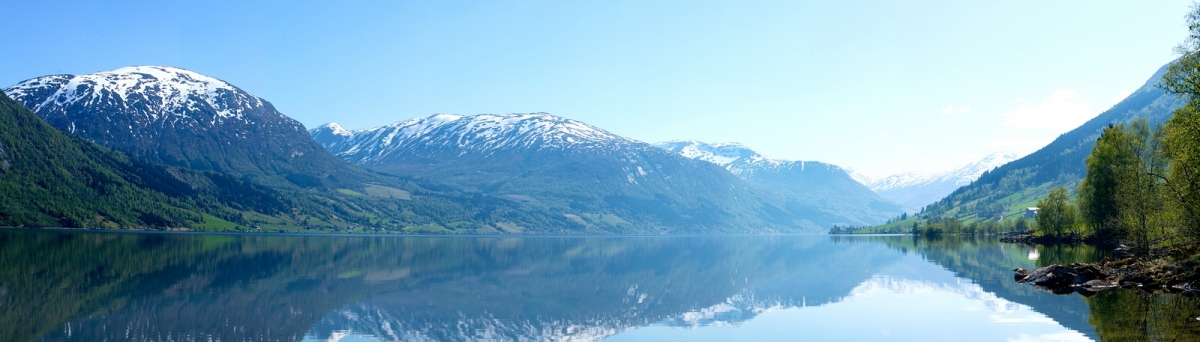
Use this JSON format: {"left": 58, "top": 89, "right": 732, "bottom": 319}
{"left": 193, "top": 213, "right": 242, "bottom": 232}
{"left": 363, "top": 184, "right": 411, "bottom": 200}
{"left": 495, "top": 222, "right": 524, "bottom": 233}
{"left": 337, "top": 188, "right": 364, "bottom": 197}
{"left": 403, "top": 224, "right": 452, "bottom": 234}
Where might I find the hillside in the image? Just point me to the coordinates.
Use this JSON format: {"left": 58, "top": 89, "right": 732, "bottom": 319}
{"left": 0, "top": 89, "right": 229, "bottom": 228}
{"left": 655, "top": 140, "right": 905, "bottom": 226}
{"left": 922, "top": 62, "right": 1183, "bottom": 222}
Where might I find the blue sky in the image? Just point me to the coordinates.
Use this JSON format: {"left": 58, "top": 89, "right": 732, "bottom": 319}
{"left": 0, "top": 1, "right": 1192, "bottom": 175}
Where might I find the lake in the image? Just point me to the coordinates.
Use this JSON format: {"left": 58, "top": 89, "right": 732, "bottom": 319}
{"left": 2, "top": 230, "right": 1198, "bottom": 341}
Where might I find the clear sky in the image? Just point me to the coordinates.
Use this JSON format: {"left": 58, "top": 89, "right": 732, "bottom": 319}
{"left": 0, "top": 1, "right": 1192, "bottom": 176}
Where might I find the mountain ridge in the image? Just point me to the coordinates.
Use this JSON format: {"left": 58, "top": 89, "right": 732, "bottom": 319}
{"left": 3, "top": 66, "right": 351, "bottom": 186}
{"left": 315, "top": 113, "right": 832, "bottom": 233}
{"left": 859, "top": 152, "right": 1019, "bottom": 211}
{"left": 654, "top": 140, "right": 905, "bottom": 225}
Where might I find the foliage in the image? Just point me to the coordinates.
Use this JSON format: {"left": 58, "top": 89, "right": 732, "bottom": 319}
{"left": 0, "top": 91, "right": 202, "bottom": 228}
{"left": 1077, "top": 125, "right": 1129, "bottom": 239}
{"left": 1035, "top": 186, "right": 1079, "bottom": 236}
{"left": 1165, "top": 90, "right": 1200, "bottom": 242}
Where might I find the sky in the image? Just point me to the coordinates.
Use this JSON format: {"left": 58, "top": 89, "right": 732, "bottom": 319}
{"left": 0, "top": 0, "right": 1193, "bottom": 176}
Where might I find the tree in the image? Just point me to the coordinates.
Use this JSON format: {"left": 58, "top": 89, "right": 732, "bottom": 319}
{"left": 1078, "top": 124, "right": 1133, "bottom": 239}
{"left": 1082, "top": 120, "right": 1176, "bottom": 254}
{"left": 1161, "top": 2, "right": 1200, "bottom": 97}
{"left": 1164, "top": 101, "right": 1200, "bottom": 241}
{"left": 1036, "top": 186, "right": 1078, "bottom": 236}
{"left": 1161, "top": 4, "right": 1200, "bottom": 243}
{"left": 1014, "top": 216, "right": 1031, "bottom": 233}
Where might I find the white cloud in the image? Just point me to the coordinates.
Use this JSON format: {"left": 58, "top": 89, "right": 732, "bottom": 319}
{"left": 878, "top": 131, "right": 888, "bottom": 137}
{"left": 942, "top": 105, "right": 970, "bottom": 115}
{"left": 999, "top": 88, "right": 1095, "bottom": 130}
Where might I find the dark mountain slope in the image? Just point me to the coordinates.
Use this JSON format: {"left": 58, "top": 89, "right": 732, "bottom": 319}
{"left": 0, "top": 89, "right": 207, "bottom": 228}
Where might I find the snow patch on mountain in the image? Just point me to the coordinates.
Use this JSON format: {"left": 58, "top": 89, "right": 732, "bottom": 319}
{"left": 312, "top": 113, "right": 636, "bottom": 164}
{"left": 315, "top": 122, "right": 352, "bottom": 137}
{"left": 4, "top": 66, "right": 264, "bottom": 123}
{"left": 866, "top": 152, "right": 1019, "bottom": 192}
{"left": 859, "top": 152, "right": 1020, "bottom": 210}
{"left": 654, "top": 140, "right": 835, "bottom": 176}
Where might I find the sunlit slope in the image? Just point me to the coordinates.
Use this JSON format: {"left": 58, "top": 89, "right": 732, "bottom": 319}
{"left": 922, "top": 62, "right": 1183, "bottom": 222}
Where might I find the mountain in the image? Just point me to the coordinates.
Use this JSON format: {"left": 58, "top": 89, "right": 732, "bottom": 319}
{"left": 0, "top": 89, "right": 281, "bottom": 228}
{"left": 3, "top": 66, "right": 355, "bottom": 187}
{"left": 862, "top": 152, "right": 1019, "bottom": 211}
{"left": 654, "top": 140, "right": 905, "bottom": 226}
{"left": 3, "top": 67, "right": 651, "bottom": 234}
{"left": 312, "top": 113, "right": 825, "bottom": 233}
{"left": 922, "top": 62, "right": 1184, "bottom": 221}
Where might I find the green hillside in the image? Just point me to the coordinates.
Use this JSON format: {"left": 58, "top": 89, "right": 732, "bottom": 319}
{"left": 918, "top": 62, "right": 1182, "bottom": 224}
{"left": 0, "top": 90, "right": 208, "bottom": 228}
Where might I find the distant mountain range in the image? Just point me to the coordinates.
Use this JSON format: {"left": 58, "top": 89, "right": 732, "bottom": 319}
{"left": 2, "top": 67, "right": 658, "bottom": 233}
{"left": 653, "top": 140, "right": 905, "bottom": 225}
{"left": 852, "top": 153, "right": 1019, "bottom": 212}
{"left": 312, "top": 113, "right": 842, "bottom": 233}
{"left": 921, "top": 61, "right": 1183, "bottom": 221}
{"left": 8, "top": 63, "right": 1099, "bottom": 233}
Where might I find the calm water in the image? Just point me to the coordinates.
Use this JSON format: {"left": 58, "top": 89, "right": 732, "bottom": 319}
{"left": 2, "top": 230, "right": 1198, "bottom": 341}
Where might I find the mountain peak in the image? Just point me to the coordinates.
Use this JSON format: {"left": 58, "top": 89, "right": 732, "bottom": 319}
{"left": 315, "top": 122, "right": 351, "bottom": 137}
{"left": 865, "top": 152, "right": 1022, "bottom": 211}
{"left": 655, "top": 139, "right": 903, "bottom": 225}
{"left": 4, "top": 65, "right": 261, "bottom": 121}
{"left": 654, "top": 140, "right": 764, "bottom": 167}
{"left": 5, "top": 66, "right": 348, "bottom": 178}
{"left": 312, "top": 112, "right": 634, "bottom": 164}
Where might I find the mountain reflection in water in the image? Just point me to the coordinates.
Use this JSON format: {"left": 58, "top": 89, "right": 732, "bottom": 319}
{"left": 1, "top": 230, "right": 1197, "bottom": 341}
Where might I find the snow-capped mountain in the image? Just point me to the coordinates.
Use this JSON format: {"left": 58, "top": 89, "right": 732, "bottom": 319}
{"left": 312, "top": 113, "right": 635, "bottom": 164}
{"left": 3, "top": 66, "right": 347, "bottom": 181}
{"left": 655, "top": 140, "right": 904, "bottom": 226}
{"left": 313, "top": 114, "right": 824, "bottom": 233}
{"left": 861, "top": 152, "right": 1020, "bottom": 211}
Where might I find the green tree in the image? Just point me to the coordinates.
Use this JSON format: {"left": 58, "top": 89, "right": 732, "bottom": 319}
{"left": 1161, "top": 5, "right": 1200, "bottom": 243}
{"left": 1078, "top": 124, "right": 1133, "bottom": 239}
{"left": 1086, "top": 120, "right": 1176, "bottom": 254}
{"left": 1164, "top": 101, "right": 1200, "bottom": 242}
{"left": 1036, "top": 186, "right": 1079, "bottom": 237}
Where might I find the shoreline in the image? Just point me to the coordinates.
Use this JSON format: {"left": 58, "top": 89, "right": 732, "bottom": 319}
{"left": 1002, "top": 236, "right": 1200, "bottom": 295}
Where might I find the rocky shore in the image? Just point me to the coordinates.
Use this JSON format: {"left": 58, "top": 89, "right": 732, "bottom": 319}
{"left": 1013, "top": 256, "right": 1200, "bottom": 295}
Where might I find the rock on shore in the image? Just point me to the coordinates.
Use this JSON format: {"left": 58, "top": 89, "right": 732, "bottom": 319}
{"left": 1014, "top": 258, "right": 1199, "bottom": 295}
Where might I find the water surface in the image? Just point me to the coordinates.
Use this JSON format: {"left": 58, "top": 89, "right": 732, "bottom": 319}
{"left": 2, "top": 230, "right": 1197, "bottom": 341}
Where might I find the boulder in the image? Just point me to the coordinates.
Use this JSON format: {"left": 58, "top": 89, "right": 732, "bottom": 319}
{"left": 1022, "top": 265, "right": 1078, "bottom": 288}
